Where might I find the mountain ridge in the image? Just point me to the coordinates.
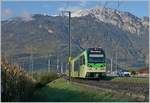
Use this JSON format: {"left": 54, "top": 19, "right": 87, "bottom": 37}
{"left": 70, "top": 8, "right": 149, "bottom": 34}
{"left": 1, "top": 7, "right": 149, "bottom": 70}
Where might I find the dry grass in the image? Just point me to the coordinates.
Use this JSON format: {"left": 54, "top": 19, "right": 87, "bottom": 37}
{"left": 1, "top": 61, "right": 36, "bottom": 102}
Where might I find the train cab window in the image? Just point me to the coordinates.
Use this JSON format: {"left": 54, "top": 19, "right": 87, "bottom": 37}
{"left": 80, "top": 55, "right": 85, "bottom": 65}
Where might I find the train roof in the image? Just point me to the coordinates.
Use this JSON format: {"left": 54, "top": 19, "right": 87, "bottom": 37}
{"left": 86, "top": 48, "right": 105, "bottom": 54}
{"left": 87, "top": 47, "right": 104, "bottom": 51}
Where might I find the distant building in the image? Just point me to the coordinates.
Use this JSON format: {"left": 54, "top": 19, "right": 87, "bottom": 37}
{"left": 137, "top": 67, "right": 149, "bottom": 77}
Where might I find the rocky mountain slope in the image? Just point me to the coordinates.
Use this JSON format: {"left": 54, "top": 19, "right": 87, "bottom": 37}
{"left": 72, "top": 8, "right": 148, "bottom": 34}
{"left": 1, "top": 7, "right": 149, "bottom": 70}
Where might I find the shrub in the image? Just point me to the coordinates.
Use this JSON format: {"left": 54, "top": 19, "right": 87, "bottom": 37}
{"left": 1, "top": 59, "right": 59, "bottom": 101}
{"left": 1, "top": 61, "right": 36, "bottom": 102}
{"left": 131, "top": 70, "right": 136, "bottom": 75}
{"left": 32, "top": 71, "right": 59, "bottom": 87}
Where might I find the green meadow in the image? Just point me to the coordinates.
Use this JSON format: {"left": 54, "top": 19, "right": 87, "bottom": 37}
{"left": 32, "top": 78, "right": 137, "bottom": 102}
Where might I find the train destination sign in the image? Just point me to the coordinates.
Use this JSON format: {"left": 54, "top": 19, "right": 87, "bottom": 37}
{"left": 89, "top": 54, "right": 104, "bottom": 57}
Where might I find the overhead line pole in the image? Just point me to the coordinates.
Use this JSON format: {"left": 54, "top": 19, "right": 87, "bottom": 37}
{"left": 30, "top": 45, "right": 33, "bottom": 76}
{"left": 68, "top": 11, "right": 71, "bottom": 81}
{"left": 48, "top": 54, "right": 51, "bottom": 72}
{"left": 62, "top": 10, "right": 72, "bottom": 81}
{"left": 111, "top": 58, "right": 113, "bottom": 75}
{"left": 57, "top": 56, "right": 59, "bottom": 73}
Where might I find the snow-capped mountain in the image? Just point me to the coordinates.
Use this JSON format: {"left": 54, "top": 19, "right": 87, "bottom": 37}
{"left": 71, "top": 7, "right": 149, "bottom": 34}
{"left": 1, "top": 7, "right": 149, "bottom": 70}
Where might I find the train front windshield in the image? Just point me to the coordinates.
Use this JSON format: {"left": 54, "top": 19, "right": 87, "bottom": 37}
{"left": 88, "top": 53, "right": 105, "bottom": 63}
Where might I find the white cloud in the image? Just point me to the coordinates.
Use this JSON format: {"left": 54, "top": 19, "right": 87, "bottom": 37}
{"left": 20, "top": 10, "right": 34, "bottom": 21}
{"left": 80, "top": 0, "right": 86, "bottom": 3}
{"left": 57, "top": 0, "right": 87, "bottom": 13}
{"left": 79, "top": 0, "right": 87, "bottom": 7}
{"left": 60, "top": 6, "right": 83, "bottom": 12}
{"left": 58, "top": 7, "right": 65, "bottom": 12}
{"left": 2, "top": 8, "right": 13, "bottom": 16}
{"left": 68, "top": 7, "right": 83, "bottom": 11}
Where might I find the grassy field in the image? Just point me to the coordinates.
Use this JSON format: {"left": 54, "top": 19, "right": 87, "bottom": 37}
{"left": 32, "top": 78, "right": 138, "bottom": 102}
{"left": 110, "top": 77, "right": 149, "bottom": 85}
{"left": 67, "top": 71, "right": 149, "bottom": 85}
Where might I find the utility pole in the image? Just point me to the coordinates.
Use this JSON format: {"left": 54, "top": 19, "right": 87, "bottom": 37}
{"left": 48, "top": 54, "right": 51, "bottom": 72}
{"left": 68, "top": 11, "right": 71, "bottom": 81}
{"left": 56, "top": 56, "right": 59, "bottom": 73}
{"left": 61, "top": 61, "right": 63, "bottom": 74}
{"left": 115, "top": 38, "right": 120, "bottom": 72}
{"left": 110, "top": 58, "right": 113, "bottom": 75}
{"left": 30, "top": 45, "right": 33, "bottom": 75}
{"left": 62, "top": 11, "right": 71, "bottom": 81}
{"left": 116, "top": 48, "right": 118, "bottom": 72}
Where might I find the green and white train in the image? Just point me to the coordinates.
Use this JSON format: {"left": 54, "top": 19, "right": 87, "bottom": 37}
{"left": 71, "top": 48, "right": 106, "bottom": 78}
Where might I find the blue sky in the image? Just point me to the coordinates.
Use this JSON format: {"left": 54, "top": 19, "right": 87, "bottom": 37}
{"left": 1, "top": 0, "right": 149, "bottom": 20}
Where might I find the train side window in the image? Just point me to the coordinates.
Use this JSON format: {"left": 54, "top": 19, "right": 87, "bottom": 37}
{"left": 80, "top": 56, "right": 85, "bottom": 65}
{"left": 82, "top": 56, "right": 85, "bottom": 64}
{"left": 79, "top": 57, "right": 82, "bottom": 65}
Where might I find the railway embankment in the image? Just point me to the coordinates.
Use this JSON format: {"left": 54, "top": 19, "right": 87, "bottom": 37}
{"left": 71, "top": 77, "right": 149, "bottom": 102}
{"left": 31, "top": 77, "right": 148, "bottom": 102}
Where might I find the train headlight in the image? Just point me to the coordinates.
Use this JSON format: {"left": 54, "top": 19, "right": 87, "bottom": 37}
{"left": 88, "top": 64, "right": 92, "bottom": 67}
{"left": 101, "top": 64, "right": 106, "bottom": 67}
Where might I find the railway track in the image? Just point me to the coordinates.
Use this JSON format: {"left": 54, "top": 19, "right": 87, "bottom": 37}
{"left": 64, "top": 76, "right": 149, "bottom": 101}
